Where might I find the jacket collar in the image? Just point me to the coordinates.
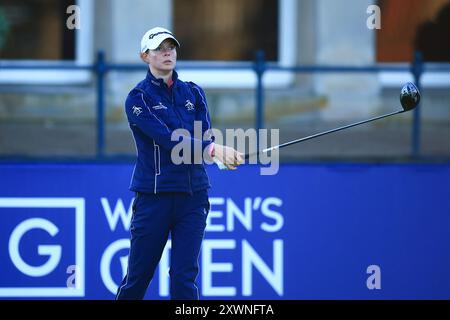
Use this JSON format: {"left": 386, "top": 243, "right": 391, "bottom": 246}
{"left": 146, "top": 69, "right": 178, "bottom": 88}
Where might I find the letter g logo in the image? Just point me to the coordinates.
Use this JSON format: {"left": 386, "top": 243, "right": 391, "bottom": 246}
{"left": 9, "top": 218, "right": 62, "bottom": 277}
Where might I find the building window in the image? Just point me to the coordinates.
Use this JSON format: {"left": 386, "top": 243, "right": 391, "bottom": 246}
{"left": 376, "top": 0, "right": 450, "bottom": 62}
{"left": 173, "top": 0, "right": 296, "bottom": 88}
{"left": 0, "top": 0, "right": 92, "bottom": 85}
{"left": 0, "top": 0, "right": 75, "bottom": 60}
{"left": 377, "top": 0, "right": 450, "bottom": 87}
{"left": 174, "top": 0, "right": 278, "bottom": 61}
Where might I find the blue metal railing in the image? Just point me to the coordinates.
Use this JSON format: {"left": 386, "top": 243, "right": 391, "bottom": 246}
{"left": 2, "top": 50, "right": 449, "bottom": 159}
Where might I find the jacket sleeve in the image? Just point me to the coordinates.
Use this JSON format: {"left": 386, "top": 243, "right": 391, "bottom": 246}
{"left": 125, "top": 88, "right": 213, "bottom": 154}
{"left": 189, "top": 82, "right": 215, "bottom": 144}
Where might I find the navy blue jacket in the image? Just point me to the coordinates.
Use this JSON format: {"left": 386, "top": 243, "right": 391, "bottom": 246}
{"left": 125, "top": 70, "right": 214, "bottom": 194}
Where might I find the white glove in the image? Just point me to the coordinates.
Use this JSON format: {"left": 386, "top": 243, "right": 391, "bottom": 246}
{"left": 213, "top": 157, "right": 229, "bottom": 170}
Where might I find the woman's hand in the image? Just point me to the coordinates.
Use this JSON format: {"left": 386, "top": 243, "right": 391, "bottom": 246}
{"left": 213, "top": 144, "right": 244, "bottom": 170}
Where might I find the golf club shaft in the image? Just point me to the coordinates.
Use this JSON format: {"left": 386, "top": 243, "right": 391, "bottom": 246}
{"left": 245, "top": 109, "right": 404, "bottom": 159}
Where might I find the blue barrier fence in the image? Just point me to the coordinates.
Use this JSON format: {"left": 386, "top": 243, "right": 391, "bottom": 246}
{"left": 1, "top": 51, "right": 450, "bottom": 159}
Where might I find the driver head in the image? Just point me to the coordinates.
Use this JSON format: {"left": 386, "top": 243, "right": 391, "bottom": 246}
{"left": 400, "top": 82, "right": 421, "bottom": 111}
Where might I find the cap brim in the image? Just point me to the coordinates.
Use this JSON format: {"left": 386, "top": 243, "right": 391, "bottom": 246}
{"left": 146, "top": 35, "right": 180, "bottom": 51}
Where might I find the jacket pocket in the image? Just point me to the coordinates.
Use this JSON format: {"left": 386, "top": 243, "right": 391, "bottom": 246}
{"left": 154, "top": 142, "right": 161, "bottom": 175}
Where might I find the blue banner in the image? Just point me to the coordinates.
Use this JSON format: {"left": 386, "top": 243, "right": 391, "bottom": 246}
{"left": 0, "top": 163, "right": 449, "bottom": 299}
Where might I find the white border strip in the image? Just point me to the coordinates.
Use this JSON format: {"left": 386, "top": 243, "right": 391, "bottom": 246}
{"left": 379, "top": 71, "right": 450, "bottom": 88}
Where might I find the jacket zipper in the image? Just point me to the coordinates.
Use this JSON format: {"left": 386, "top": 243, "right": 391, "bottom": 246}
{"left": 169, "top": 85, "right": 193, "bottom": 195}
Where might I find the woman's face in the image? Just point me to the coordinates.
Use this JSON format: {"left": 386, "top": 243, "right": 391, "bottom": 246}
{"left": 142, "top": 39, "right": 177, "bottom": 73}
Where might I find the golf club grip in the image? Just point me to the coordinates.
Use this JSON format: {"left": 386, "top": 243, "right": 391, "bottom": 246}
{"left": 244, "top": 152, "right": 256, "bottom": 160}
{"left": 244, "top": 109, "right": 404, "bottom": 159}
{"left": 244, "top": 147, "right": 276, "bottom": 160}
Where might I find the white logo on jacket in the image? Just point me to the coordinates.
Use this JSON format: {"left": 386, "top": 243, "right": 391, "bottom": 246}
{"left": 152, "top": 102, "right": 168, "bottom": 110}
{"left": 132, "top": 106, "right": 142, "bottom": 116}
{"left": 185, "top": 100, "right": 195, "bottom": 111}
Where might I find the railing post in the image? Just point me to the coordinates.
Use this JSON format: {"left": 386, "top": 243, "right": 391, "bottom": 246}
{"left": 95, "top": 51, "right": 106, "bottom": 158}
{"left": 411, "top": 51, "right": 423, "bottom": 158}
{"left": 254, "top": 50, "right": 266, "bottom": 153}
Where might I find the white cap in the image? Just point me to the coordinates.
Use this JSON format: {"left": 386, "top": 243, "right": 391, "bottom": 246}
{"left": 140, "top": 27, "right": 180, "bottom": 53}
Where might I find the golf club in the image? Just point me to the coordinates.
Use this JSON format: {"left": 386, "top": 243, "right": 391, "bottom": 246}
{"left": 244, "top": 82, "right": 421, "bottom": 160}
